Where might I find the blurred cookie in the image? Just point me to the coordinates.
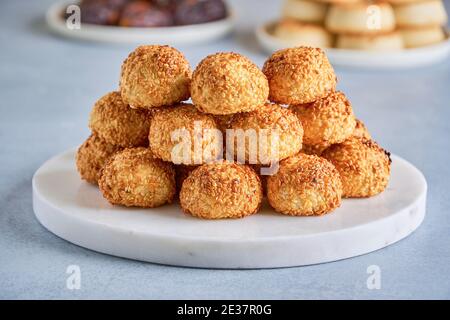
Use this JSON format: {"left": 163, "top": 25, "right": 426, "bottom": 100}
{"left": 400, "top": 26, "right": 446, "bottom": 48}
{"left": 326, "top": 1, "right": 396, "bottom": 34}
{"left": 173, "top": 0, "right": 227, "bottom": 25}
{"left": 119, "top": 1, "right": 173, "bottom": 27}
{"left": 282, "top": 0, "right": 329, "bottom": 23}
{"left": 78, "top": 0, "right": 125, "bottom": 25}
{"left": 336, "top": 32, "right": 404, "bottom": 50}
{"left": 394, "top": 0, "right": 448, "bottom": 28}
{"left": 274, "top": 19, "right": 334, "bottom": 48}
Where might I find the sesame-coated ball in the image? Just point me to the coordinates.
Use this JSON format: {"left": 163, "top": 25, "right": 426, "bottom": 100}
{"left": 322, "top": 137, "right": 391, "bottom": 198}
{"left": 290, "top": 91, "right": 356, "bottom": 145}
{"left": 120, "top": 45, "right": 191, "bottom": 109}
{"left": 263, "top": 47, "right": 337, "bottom": 105}
{"left": 76, "top": 134, "right": 123, "bottom": 184}
{"left": 228, "top": 103, "right": 303, "bottom": 164}
{"left": 191, "top": 52, "right": 269, "bottom": 115}
{"left": 267, "top": 153, "right": 342, "bottom": 216}
{"left": 149, "top": 103, "right": 222, "bottom": 165}
{"left": 180, "top": 162, "right": 263, "bottom": 219}
{"left": 98, "top": 148, "right": 176, "bottom": 207}
{"left": 89, "top": 91, "right": 153, "bottom": 147}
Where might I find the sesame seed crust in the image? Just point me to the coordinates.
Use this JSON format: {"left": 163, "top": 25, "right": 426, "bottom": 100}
{"left": 191, "top": 52, "right": 269, "bottom": 115}
{"left": 98, "top": 147, "right": 176, "bottom": 208}
{"left": 89, "top": 91, "right": 154, "bottom": 147}
{"left": 149, "top": 103, "right": 222, "bottom": 165}
{"left": 229, "top": 103, "right": 303, "bottom": 164}
{"left": 120, "top": 45, "right": 191, "bottom": 109}
{"left": 263, "top": 47, "right": 337, "bottom": 105}
{"left": 267, "top": 153, "right": 342, "bottom": 216}
{"left": 175, "top": 164, "right": 198, "bottom": 193}
{"left": 290, "top": 91, "right": 356, "bottom": 145}
{"left": 301, "top": 142, "right": 330, "bottom": 156}
{"left": 353, "top": 119, "right": 372, "bottom": 140}
{"left": 179, "top": 162, "right": 263, "bottom": 219}
{"left": 322, "top": 137, "right": 391, "bottom": 198}
{"left": 76, "top": 134, "right": 123, "bottom": 185}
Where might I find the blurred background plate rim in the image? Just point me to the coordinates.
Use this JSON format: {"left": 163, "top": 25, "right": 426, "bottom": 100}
{"left": 46, "top": 0, "right": 236, "bottom": 45}
{"left": 256, "top": 21, "right": 450, "bottom": 69}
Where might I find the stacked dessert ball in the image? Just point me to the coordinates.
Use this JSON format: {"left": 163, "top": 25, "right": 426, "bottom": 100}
{"left": 76, "top": 45, "right": 391, "bottom": 219}
{"left": 272, "top": 0, "right": 448, "bottom": 50}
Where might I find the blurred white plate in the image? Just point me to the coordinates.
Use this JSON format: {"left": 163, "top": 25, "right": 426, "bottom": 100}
{"left": 46, "top": 1, "right": 235, "bottom": 45}
{"left": 32, "top": 149, "right": 426, "bottom": 268}
{"left": 256, "top": 22, "right": 450, "bottom": 69}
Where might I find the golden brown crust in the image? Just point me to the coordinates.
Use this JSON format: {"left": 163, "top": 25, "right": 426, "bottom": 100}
{"left": 353, "top": 119, "right": 371, "bottom": 140}
{"left": 191, "top": 52, "right": 269, "bottom": 115}
{"left": 213, "top": 114, "right": 235, "bottom": 134}
{"left": 89, "top": 91, "right": 154, "bottom": 147}
{"left": 76, "top": 134, "right": 123, "bottom": 184}
{"left": 321, "top": 137, "right": 391, "bottom": 198}
{"left": 228, "top": 103, "right": 303, "bottom": 164}
{"left": 262, "top": 47, "right": 337, "bottom": 105}
{"left": 179, "top": 162, "right": 263, "bottom": 219}
{"left": 301, "top": 142, "right": 330, "bottom": 156}
{"left": 290, "top": 91, "right": 356, "bottom": 145}
{"left": 149, "top": 103, "right": 222, "bottom": 165}
{"left": 98, "top": 147, "right": 176, "bottom": 207}
{"left": 267, "top": 153, "right": 342, "bottom": 216}
{"left": 120, "top": 45, "right": 191, "bottom": 109}
{"left": 175, "top": 164, "right": 198, "bottom": 193}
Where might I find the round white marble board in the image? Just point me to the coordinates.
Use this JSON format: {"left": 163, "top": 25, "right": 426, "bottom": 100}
{"left": 32, "top": 148, "right": 427, "bottom": 269}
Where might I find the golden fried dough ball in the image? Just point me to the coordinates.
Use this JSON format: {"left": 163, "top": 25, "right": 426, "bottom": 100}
{"left": 353, "top": 119, "right": 371, "bottom": 140}
{"left": 76, "top": 134, "right": 123, "bottom": 184}
{"left": 262, "top": 47, "right": 337, "bottom": 105}
{"left": 120, "top": 45, "right": 191, "bottom": 109}
{"left": 267, "top": 153, "right": 342, "bottom": 216}
{"left": 180, "top": 162, "right": 263, "bottom": 219}
{"left": 99, "top": 148, "right": 176, "bottom": 207}
{"left": 290, "top": 91, "right": 356, "bottom": 145}
{"left": 149, "top": 103, "right": 222, "bottom": 165}
{"left": 89, "top": 91, "right": 153, "bottom": 147}
{"left": 191, "top": 52, "right": 269, "bottom": 115}
{"left": 322, "top": 137, "right": 391, "bottom": 198}
{"left": 228, "top": 103, "right": 303, "bottom": 164}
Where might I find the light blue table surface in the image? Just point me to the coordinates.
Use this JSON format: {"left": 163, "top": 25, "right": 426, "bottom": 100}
{"left": 1, "top": 0, "right": 449, "bottom": 299}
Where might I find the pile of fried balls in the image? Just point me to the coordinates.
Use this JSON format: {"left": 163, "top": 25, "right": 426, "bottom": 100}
{"left": 76, "top": 45, "right": 391, "bottom": 219}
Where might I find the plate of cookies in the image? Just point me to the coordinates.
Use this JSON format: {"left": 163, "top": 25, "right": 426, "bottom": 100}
{"left": 256, "top": 0, "right": 450, "bottom": 68}
{"left": 46, "top": 0, "right": 234, "bottom": 45}
{"left": 33, "top": 45, "right": 427, "bottom": 268}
